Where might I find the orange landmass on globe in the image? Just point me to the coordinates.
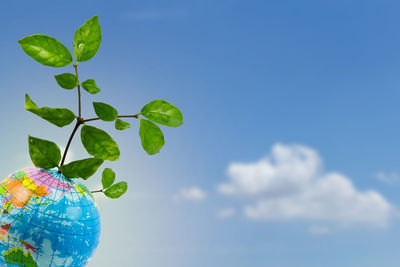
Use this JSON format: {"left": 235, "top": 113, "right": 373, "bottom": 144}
{"left": 5, "top": 178, "right": 48, "bottom": 208}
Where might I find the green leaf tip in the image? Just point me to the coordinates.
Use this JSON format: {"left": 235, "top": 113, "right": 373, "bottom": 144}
{"left": 104, "top": 181, "right": 128, "bottom": 199}
{"left": 25, "top": 94, "right": 76, "bottom": 127}
{"left": 24, "top": 94, "right": 38, "bottom": 110}
{"left": 19, "top": 34, "right": 72, "bottom": 67}
{"left": 54, "top": 73, "right": 78, "bottom": 89}
{"left": 81, "top": 125, "right": 120, "bottom": 161}
{"left": 139, "top": 119, "right": 165, "bottom": 155}
{"left": 28, "top": 135, "right": 61, "bottom": 169}
{"left": 73, "top": 15, "right": 102, "bottom": 62}
{"left": 141, "top": 99, "right": 183, "bottom": 127}
{"left": 59, "top": 158, "right": 104, "bottom": 180}
{"left": 93, "top": 102, "right": 118, "bottom": 121}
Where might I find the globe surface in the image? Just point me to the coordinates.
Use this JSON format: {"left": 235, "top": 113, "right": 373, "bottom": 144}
{"left": 0, "top": 167, "right": 100, "bottom": 266}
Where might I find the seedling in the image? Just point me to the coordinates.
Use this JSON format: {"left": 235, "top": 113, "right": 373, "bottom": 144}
{"left": 19, "top": 16, "right": 183, "bottom": 199}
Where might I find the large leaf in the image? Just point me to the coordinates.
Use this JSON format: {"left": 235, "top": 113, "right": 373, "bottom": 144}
{"left": 102, "top": 168, "right": 115, "bottom": 189}
{"left": 81, "top": 79, "right": 100, "bottom": 94}
{"left": 115, "top": 119, "right": 131, "bottom": 130}
{"left": 81, "top": 125, "right": 120, "bottom": 161}
{"left": 139, "top": 119, "right": 165, "bottom": 155}
{"left": 59, "top": 158, "right": 104, "bottom": 180}
{"left": 18, "top": 34, "right": 72, "bottom": 67}
{"left": 54, "top": 73, "right": 78, "bottom": 89}
{"left": 25, "top": 94, "right": 76, "bottom": 127}
{"left": 104, "top": 182, "right": 128, "bottom": 199}
{"left": 28, "top": 136, "right": 61, "bottom": 169}
{"left": 141, "top": 99, "right": 183, "bottom": 127}
{"left": 73, "top": 16, "right": 102, "bottom": 62}
{"left": 93, "top": 102, "right": 118, "bottom": 121}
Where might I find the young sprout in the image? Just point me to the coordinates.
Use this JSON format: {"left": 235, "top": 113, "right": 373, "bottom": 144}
{"left": 19, "top": 16, "right": 183, "bottom": 199}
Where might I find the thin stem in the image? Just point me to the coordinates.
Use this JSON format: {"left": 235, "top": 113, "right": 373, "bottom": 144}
{"left": 73, "top": 63, "right": 82, "bottom": 118}
{"left": 60, "top": 118, "right": 83, "bottom": 167}
{"left": 91, "top": 189, "right": 103, "bottom": 194}
{"left": 60, "top": 64, "right": 83, "bottom": 168}
{"left": 83, "top": 114, "right": 139, "bottom": 123}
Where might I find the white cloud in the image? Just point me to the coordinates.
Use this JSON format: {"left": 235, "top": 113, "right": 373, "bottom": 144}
{"left": 174, "top": 186, "right": 207, "bottom": 201}
{"left": 218, "top": 143, "right": 395, "bottom": 228}
{"left": 217, "top": 208, "right": 236, "bottom": 219}
{"left": 376, "top": 172, "right": 400, "bottom": 184}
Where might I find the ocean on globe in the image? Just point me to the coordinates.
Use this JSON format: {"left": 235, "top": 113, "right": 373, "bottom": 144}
{"left": 0, "top": 167, "right": 101, "bottom": 267}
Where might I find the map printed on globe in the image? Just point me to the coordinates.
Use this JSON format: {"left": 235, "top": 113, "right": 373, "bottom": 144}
{"left": 0, "top": 167, "right": 100, "bottom": 267}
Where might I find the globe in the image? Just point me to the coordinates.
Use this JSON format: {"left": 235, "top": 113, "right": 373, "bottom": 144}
{"left": 0, "top": 167, "right": 100, "bottom": 266}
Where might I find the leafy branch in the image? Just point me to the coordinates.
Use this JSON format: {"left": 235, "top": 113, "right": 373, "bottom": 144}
{"left": 18, "top": 16, "right": 183, "bottom": 199}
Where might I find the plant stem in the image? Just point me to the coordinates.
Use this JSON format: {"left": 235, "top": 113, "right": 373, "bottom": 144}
{"left": 60, "top": 63, "right": 84, "bottom": 167}
{"left": 73, "top": 63, "right": 82, "bottom": 118}
{"left": 60, "top": 118, "right": 83, "bottom": 167}
{"left": 91, "top": 189, "right": 103, "bottom": 194}
{"left": 83, "top": 114, "right": 139, "bottom": 123}
{"left": 60, "top": 64, "right": 138, "bottom": 168}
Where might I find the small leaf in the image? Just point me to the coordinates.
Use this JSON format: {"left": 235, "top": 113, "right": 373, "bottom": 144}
{"left": 104, "top": 182, "right": 128, "bottom": 199}
{"left": 141, "top": 99, "right": 183, "bottom": 127}
{"left": 60, "top": 158, "right": 104, "bottom": 180}
{"left": 139, "top": 119, "right": 165, "bottom": 155}
{"left": 73, "top": 16, "right": 102, "bottom": 62}
{"left": 81, "top": 79, "right": 100, "bottom": 94}
{"left": 102, "top": 168, "right": 115, "bottom": 189}
{"left": 81, "top": 125, "right": 120, "bottom": 161}
{"left": 28, "top": 136, "right": 61, "bottom": 169}
{"left": 54, "top": 73, "right": 78, "bottom": 89}
{"left": 115, "top": 119, "right": 131, "bottom": 130}
{"left": 25, "top": 94, "right": 76, "bottom": 127}
{"left": 93, "top": 102, "right": 118, "bottom": 121}
{"left": 18, "top": 34, "right": 72, "bottom": 67}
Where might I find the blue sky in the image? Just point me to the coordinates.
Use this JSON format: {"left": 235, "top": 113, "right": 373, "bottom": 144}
{"left": 2, "top": 0, "right": 400, "bottom": 266}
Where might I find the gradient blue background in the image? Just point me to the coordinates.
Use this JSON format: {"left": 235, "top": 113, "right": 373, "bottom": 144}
{"left": 1, "top": 0, "right": 400, "bottom": 266}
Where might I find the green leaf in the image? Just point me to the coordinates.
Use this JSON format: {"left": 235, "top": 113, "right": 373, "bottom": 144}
{"left": 93, "top": 102, "right": 118, "bottom": 121}
{"left": 3, "top": 248, "right": 37, "bottom": 267}
{"left": 54, "top": 73, "right": 78, "bottom": 89}
{"left": 141, "top": 99, "right": 183, "bottom": 127}
{"left": 28, "top": 135, "right": 61, "bottom": 169}
{"left": 81, "top": 125, "right": 120, "bottom": 161}
{"left": 102, "top": 168, "right": 115, "bottom": 189}
{"left": 73, "top": 15, "right": 102, "bottom": 62}
{"left": 139, "top": 119, "right": 165, "bottom": 155}
{"left": 25, "top": 94, "right": 76, "bottom": 127}
{"left": 115, "top": 119, "right": 131, "bottom": 130}
{"left": 81, "top": 79, "right": 100, "bottom": 94}
{"left": 59, "top": 158, "right": 104, "bottom": 180}
{"left": 104, "top": 182, "right": 128, "bottom": 199}
{"left": 18, "top": 34, "right": 72, "bottom": 67}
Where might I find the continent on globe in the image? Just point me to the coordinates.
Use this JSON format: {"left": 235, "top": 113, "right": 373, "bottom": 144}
{"left": 0, "top": 168, "right": 100, "bottom": 267}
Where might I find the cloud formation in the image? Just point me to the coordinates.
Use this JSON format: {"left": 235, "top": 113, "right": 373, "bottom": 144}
{"left": 218, "top": 143, "right": 394, "bottom": 228}
{"left": 174, "top": 186, "right": 207, "bottom": 201}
